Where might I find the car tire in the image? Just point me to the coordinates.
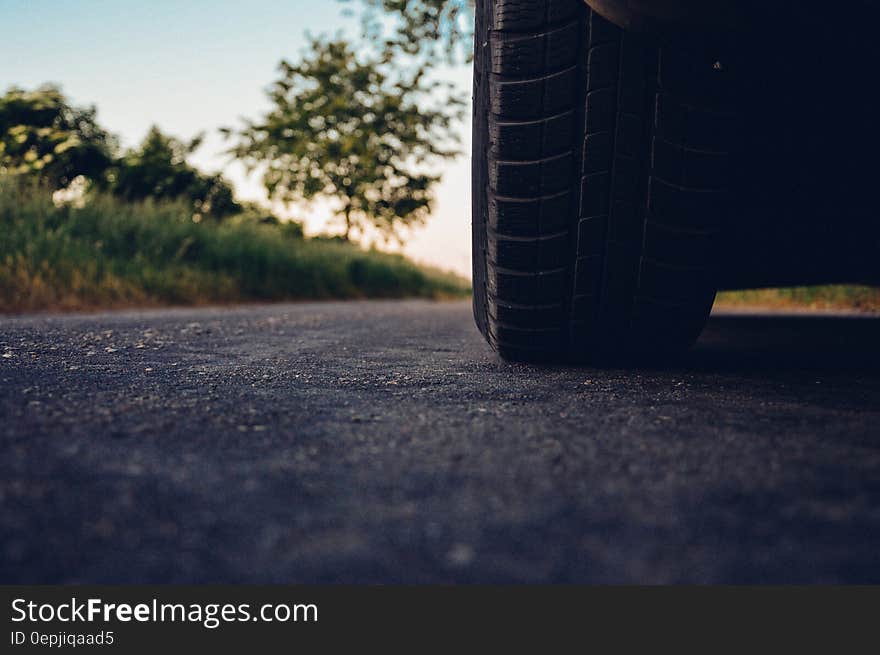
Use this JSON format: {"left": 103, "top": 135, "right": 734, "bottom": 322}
{"left": 472, "top": 0, "right": 734, "bottom": 363}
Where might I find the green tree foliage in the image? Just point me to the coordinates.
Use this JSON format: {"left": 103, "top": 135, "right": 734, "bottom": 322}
{"left": 343, "top": 0, "right": 474, "bottom": 64}
{"left": 106, "top": 126, "right": 239, "bottom": 220}
{"left": 0, "top": 87, "right": 240, "bottom": 221}
{"left": 226, "top": 37, "right": 463, "bottom": 243}
{"left": 0, "top": 85, "right": 116, "bottom": 190}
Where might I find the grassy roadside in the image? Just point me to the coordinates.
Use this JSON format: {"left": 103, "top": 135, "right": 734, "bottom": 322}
{"left": 716, "top": 286, "right": 880, "bottom": 312}
{"left": 0, "top": 183, "right": 469, "bottom": 313}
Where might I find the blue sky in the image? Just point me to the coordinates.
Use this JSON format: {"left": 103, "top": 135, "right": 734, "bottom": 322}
{"left": 1, "top": 0, "right": 473, "bottom": 276}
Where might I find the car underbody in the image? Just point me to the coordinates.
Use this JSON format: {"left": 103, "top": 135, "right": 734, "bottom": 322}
{"left": 587, "top": 0, "right": 880, "bottom": 290}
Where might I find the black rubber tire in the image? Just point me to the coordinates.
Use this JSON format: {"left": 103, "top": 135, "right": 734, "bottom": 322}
{"left": 472, "top": 0, "right": 733, "bottom": 363}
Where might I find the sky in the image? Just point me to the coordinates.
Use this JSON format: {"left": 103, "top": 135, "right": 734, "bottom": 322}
{"left": 1, "top": 0, "right": 473, "bottom": 277}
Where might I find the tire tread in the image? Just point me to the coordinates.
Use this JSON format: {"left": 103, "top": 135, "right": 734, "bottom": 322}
{"left": 473, "top": 0, "right": 730, "bottom": 361}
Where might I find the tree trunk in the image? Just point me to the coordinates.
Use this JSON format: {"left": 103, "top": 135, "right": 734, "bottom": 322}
{"left": 343, "top": 207, "right": 352, "bottom": 242}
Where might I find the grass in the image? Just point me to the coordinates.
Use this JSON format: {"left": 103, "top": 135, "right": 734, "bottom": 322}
{"left": 0, "top": 181, "right": 469, "bottom": 313}
{"left": 716, "top": 286, "right": 880, "bottom": 312}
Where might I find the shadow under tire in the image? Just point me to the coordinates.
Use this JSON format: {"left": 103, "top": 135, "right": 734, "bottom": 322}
{"left": 472, "top": 0, "right": 731, "bottom": 363}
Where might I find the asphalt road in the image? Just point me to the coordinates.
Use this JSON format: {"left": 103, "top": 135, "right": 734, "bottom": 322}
{"left": 2, "top": 300, "right": 879, "bottom": 583}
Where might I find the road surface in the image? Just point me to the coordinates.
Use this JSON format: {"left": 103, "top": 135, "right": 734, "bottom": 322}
{"left": 2, "top": 300, "right": 879, "bottom": 583}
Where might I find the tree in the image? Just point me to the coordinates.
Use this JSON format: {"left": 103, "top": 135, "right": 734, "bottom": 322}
{"left": 225, "top": 37, "right": 463, "bottom": 243}
{"left": 0, "top": 85, "right": 116, "bottom": 190}
{"left": 106, "top": 126, "right": 239, "bottom": 220}
{"left": 342, "top": 0, "right": 474, "bottom": 64}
